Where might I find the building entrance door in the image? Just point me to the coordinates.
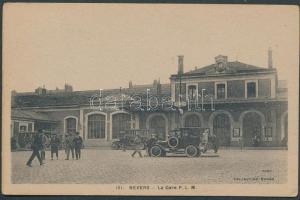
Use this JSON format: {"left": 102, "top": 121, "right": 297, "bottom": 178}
{"left": 149, "top": 116, "right": 166, "bottom": 140}
{"left": 213, "top": 114, "right": 231, "bottom": 146}
{"left": 243, "top": 112, "right": 262, "bottom": 146}
{"left": 112, "top": 113, "right": 131, "bottom": 139}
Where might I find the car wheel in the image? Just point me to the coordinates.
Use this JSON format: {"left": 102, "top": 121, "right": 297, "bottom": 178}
{"left": 150, "top": 145, "right": 162, "bottom": 157}
{"left": 185, "top": 145, "right": 199, "bottom": 158}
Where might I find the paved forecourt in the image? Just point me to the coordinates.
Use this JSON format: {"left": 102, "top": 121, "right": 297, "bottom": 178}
{"left": 12, "top": 149, "right": 287, "bottom": 184}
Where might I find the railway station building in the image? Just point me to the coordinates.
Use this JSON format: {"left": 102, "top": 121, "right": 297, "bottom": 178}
{"left": 11, "top": 52, "right": 288, "bottom": 148}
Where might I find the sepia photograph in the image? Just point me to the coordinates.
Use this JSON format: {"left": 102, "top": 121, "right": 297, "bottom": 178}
{"left": 2, "top": 3, "right": 299, "bottom": 196}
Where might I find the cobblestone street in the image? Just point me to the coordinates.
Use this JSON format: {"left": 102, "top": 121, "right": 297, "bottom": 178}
{"left": 12, "top": 149, "right": 287, "bottom": 184}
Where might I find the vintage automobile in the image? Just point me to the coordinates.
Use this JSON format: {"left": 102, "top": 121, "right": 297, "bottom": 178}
{"left": 111, "top": 129, "right": 154, "bottom": 150}
{"left": 148, "top": 127, "right": 203, "bottom": 157}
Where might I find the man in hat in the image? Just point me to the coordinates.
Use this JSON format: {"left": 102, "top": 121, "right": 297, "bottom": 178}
{"left": 26, "top": 131, "right": 44, "bottom": 167}
{"left": 73, "top": 132, "right": 83, "bottom": 160}
{"left": 40, "top": 131, "right": 48, "bottom": 161}
{"left": 65, "top": 132, "right": 75, "bottom": 160}
{"left": 50, "top": 134, "right": 60, "bottom": 160}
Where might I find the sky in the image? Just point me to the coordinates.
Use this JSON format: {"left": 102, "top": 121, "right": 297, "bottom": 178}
{"left": 3, "top": 4, "right": 299, "bottom": 92}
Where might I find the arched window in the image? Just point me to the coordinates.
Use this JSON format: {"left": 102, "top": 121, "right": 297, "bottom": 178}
{"left": 149, "top": 115, "right": 166, "bottom": 140}
{"left": 65, "top": 118, "right": 77, "bottom": 134}
{"left": 112, "top": 113, "right": 131, "bottom": 139}
{"left": 88, "top": 114, "right": 106, "bottom": 139}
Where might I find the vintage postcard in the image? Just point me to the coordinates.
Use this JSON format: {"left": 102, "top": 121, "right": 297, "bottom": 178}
{"left": 2, "top": 3, "right": 299, "bottom": 196}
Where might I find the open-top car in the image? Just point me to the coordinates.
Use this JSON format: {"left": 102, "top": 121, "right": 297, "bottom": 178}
{"left": 148, "top": 127, "right": 203, "bottom": 157}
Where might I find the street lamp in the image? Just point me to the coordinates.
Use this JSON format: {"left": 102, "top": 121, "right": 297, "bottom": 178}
{"left": 201, "top": 89, "right": 206, "bottom": 111}
{"left": 147, "top": 88, "right": 150, "bottom": 111}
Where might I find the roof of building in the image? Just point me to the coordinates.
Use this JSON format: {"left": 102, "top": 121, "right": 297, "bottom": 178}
{"left": 11, "top": 110, "right": 58, "bottom": 121}
{"left": 171, "top": 61, "right": 275, "bottom": 78}
{"left": 12, "top": 83, "right": 171, "bottom": 108}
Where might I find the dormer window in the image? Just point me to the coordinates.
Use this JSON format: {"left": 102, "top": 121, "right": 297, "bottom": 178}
{"left": 215, "top": 55, "right": 228, "bottom": 72}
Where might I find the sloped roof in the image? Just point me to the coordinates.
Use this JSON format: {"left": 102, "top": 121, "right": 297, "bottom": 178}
{"left": 183, "top": 61, "right": 272, "bottom": 75}
{"left": 11, "top": 110, "right": 57, "bottom": 121}
{"left": 12, "top": 84, "right": 171, "bottom": 108}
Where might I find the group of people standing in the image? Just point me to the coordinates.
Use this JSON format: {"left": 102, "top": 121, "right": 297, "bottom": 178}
{"left": 26, "top": 130, "right": 83, "bottom": 167}
{"left": 65, "top": 132, "right": 84, "bottom": 160}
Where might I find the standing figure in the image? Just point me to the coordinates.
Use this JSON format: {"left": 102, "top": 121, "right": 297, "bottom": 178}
{"left": 50, "top": 134, "right": 60, "bottom": 160}
{"left": 239, "top": 137, "right": 244, "bottom": 151}
{"left": 201, "top": 129, "right": 209, "bottom": 153}
{"left": 26, "top": 131, "right": 43, "bottom": 167}
{"left": 65, "top": 133, "right": 75, "bottom": 160}
{"left": 131, "top": 135, "right": 143, "bottom": 158}
{"left": 73, "top": 132, "right": 83, "bottom": 160}
{"left": 146, "top": 134, "right": 157, "bottom": 156}
{"left": 209, "top": 132, "right": 219, "bottom": 153}
{"left": 40, "top": 131, "right": 48, "bottom": 161}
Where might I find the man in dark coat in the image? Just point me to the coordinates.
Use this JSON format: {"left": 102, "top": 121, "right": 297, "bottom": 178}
{"left": 65, "top": 133, "right": 75, "bottom": 160}
{"left": 50, "top": 134, "right": 60, "bottom": 160}
{"left": 73, "top": 132, "right": 83, "bottom": 160}
{"left": 40, "top": 131, "right": 48, "bottom": 161}
{"left": 26, "top": 132, "right": 43, "bottom": 167}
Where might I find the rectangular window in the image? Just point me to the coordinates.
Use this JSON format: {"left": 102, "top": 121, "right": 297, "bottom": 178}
{"left": 258, "top": 79, "right": 271, "bottom": 98}
{"left": 247, "top": 82, "right": 257, "bottom": 98}
{"left": 19, "top": 125, "right": 27, "bottom": 132}
{"left": 188, "top": 85, "right": 197, "bottom": 100}
{"left": 175, "top": 83, "right": 186, "bottom": 102}
{"left": 217, "top": 84, "right": 226, "bottom": 99}
{"left": 28, "top": 123, "right": 33, "bottom": 132}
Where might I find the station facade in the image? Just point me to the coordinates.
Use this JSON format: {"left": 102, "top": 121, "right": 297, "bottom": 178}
{"left": 11, "top": 53, "right": 288, "bottom": 148}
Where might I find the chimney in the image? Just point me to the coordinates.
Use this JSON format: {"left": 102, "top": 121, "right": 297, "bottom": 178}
{"left": 64, "top": 84, "right": 73, "bottom": 92}
{"left": 157, "top": 83, "right": 161, "bottom": 95}
{"left": 156, "top": 78, "right": 161, "bottom": 95}
{"left": 153, "top": 79, "right": 158, "bottom": 87}
{"left": 177, "top": 55, "right": 184, "bottom": 75}
{"left": 268, "top": 47, "right": 273, "bottom": 69}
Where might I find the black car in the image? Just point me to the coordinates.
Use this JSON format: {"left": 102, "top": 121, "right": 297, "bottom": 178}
{"left": 148, "top": 127, "right": 203, "bottom": 157}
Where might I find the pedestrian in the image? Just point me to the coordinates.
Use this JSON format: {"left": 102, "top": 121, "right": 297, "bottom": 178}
{"left": 73, "top": 132, "right": 83, "bottom": 160}
{"left": 131, "top": 135, "right": 143, "bottom": 158}
{"left": 40, "top": 131, "right": 48, "bottom": 161}
{"left": 50, "top": 134, "right": 60, "bottom": 160}
{"left": 201, "top": 129, "right": 209, "bottom": 153}
{"left": 209, "top": 132, "right": 219, "bottom": 153}
{"left": 26, "top": 131, "right": 44, "bottom": 167}
{"left": 146, "top": 134, "right": 157, "bottom": 156}
{"left": 239, "top": 137, "right": 244, "bottom": 151}
{"left": 65, "top": 133, "right": 75, "bottom": 160}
